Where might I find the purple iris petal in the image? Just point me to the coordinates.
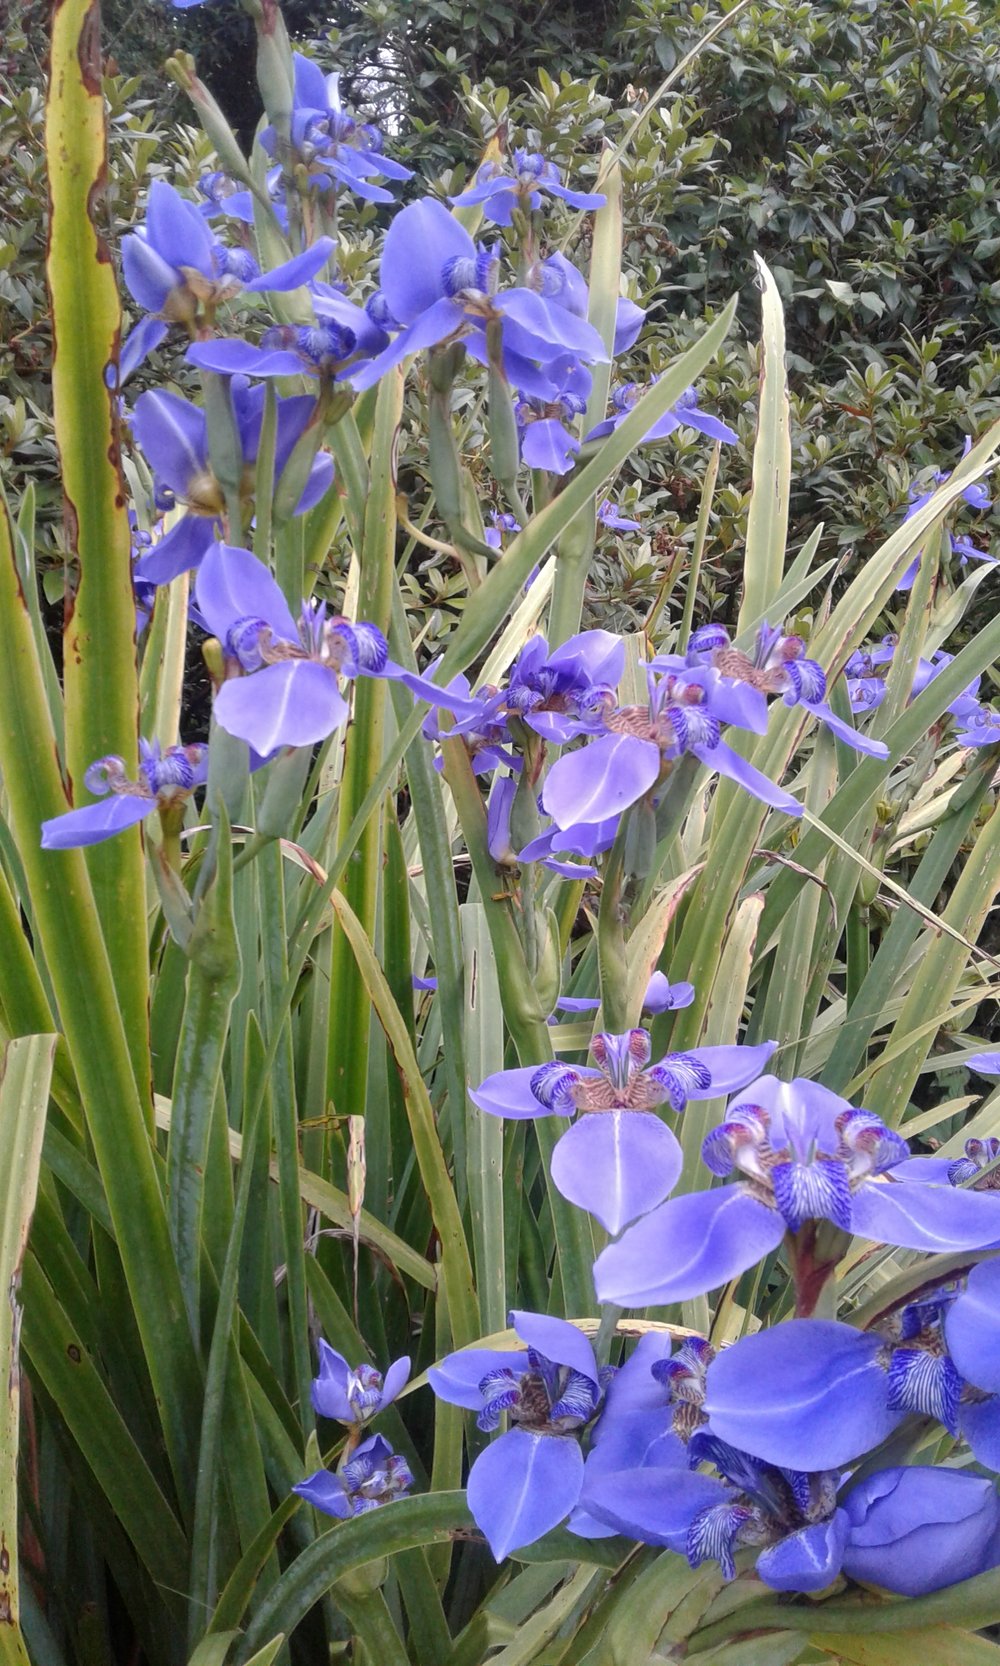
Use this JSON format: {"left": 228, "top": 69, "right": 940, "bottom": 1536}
{"left": 380, "top": 198, "right": 474, "bottom": 323}
{"left": 213, "top": 661, "right": 349, "bottom": 752}
{"left": 509, "top": 1311, "right": 599, "bottom": 1388}
{"left": 186, "top": 340, "right": 309, "bottom": 378}
{"left": 550, "top": 1110, "right": 683, "bottom": 1235}
{"left": 756, "top": 1513, "right": 849, "bottom": 1593}
{"left": 521, "top": 418, "right": 580, "bottom": 474}
{"left": 960, "top": 1394, "right": 1000, "bottom": 1469}
{"left": 292, "top": 1470, "right": 351, "bottom": 1519}
{"left": 134, "top": 517, "right": 216, "bottom": 587}
{"left": 428, "top": 1347, "right": 529, "bottom": 1410}
{"left": 486, "top": 773, "right": 516, "bottom": 863}
{"left": 613, "top": 297, "right": 646, "bottom": 355}
{"left": 242, "top": 236, "right": 335, "bottom": 293}
{"left": 294, "top": 453, "right": 335, "bottom": 514}
{"left": 801, "top": 699, "right": 890, "bottom": 759}
{"left": 689, "top": 1043, "right": 777, "bottom": 1097}
{"left": 968, "top": 1052, "right": 1000, "bottom": 1074}
{"left": 600, "top": 1333, "right": 675, "bottom": 1421}
{"left": 146, "top": 179, "right": 215, "bottom": 274}
{"left": 496, "top": 289, "right": 608, "bottom": 364}
{"left": 467, "top": 1427, "right": 584, "bottom": 1560}
{"left": 470, "top": 1065, "right": 575, "bottom": 1121}
{"left": 643, "top": 974, "right": 695, "bottom": 1013}
{"left": 702, "top": 1321, "right": 904, "bottom": 1470}
{"left": 41, "top": 794, "right": 153, "bottom": 849}
{"left": 132, "top": 390, "right": 207, "bottom": 497}
{"left": 350, "top": 296, "right": 468, "bottom": 393}
{"left": 381, "top": 1356, "right": 411, "bottom": 1407}
{"left": 542, "top": 733, "right": 660, "bottom": 829}
{"left": 121, "top": 235, "right": 180, "bottom": 313}
{"left": 694, "top": 738, "right": 801, "bottom": 816}
{"left": 196, "top": 542, "right": 299, "bottom": 645}
{"left": 945, "top": 1260, "right": 1000, "bottom": 1390}
{"left": 841, "top": 1468, "right": 1000, "bottom": 1596}
{"left": 581, "top": 1463, "right": 724, "bottom": 1550}
{"left": 594, "top": 1186, "right": 785, "bottom": 1307}
{"left": 850, "top": 1177, "right": 1000, "bottom": 1251}
{"left": 118, "top": 315, "right": 168, "bottom": 382}
{"left": 572, "top": 1408, "right": 686, "bottom": 1538}
{"left": 311, "top": 1341, "right": 353, "bottom": 1420}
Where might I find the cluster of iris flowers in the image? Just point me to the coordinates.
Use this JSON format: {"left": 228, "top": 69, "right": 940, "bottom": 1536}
{"left": 41, "top": 44, "right": 1000, "bottom": 1602}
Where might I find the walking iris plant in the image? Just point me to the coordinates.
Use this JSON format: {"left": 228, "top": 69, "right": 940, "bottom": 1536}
{"left": 9, "top": 5, "right": 1000, "bottom": 1666}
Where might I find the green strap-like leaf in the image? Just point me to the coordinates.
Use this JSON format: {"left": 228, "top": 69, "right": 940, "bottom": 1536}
{"left": 46, "top": 0, "right": 149, "bottom": 1097}
{"left": 0, "top": 1037, "right": 56, "bottom": 1666}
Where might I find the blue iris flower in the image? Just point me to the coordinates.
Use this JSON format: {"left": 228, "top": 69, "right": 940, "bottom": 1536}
{"left": 429, "top": 1311, "right": 607, "bottom": 1560}
{"left": 186, "top": 284, "right": 389, "bottom": 382}
{"left": 701, "top": 1275, "right": 1000, "bottom": 1475}
{"left": 450, "top": 150, "right": 606, "bottom": 226}
{"left": 119, "top": 180, "right": 334, "bottom": 379}
{"left": 472, "top": 1029, "right": 775, "bottom": 1235}
{"left": 293, "top": 1435, "right": 413, "bottom": 1519}
{"left": 540, "top": 661, "right": 804, "bottom": 835}
{"left": 584, "top": 1426, "right": 849, "bottom": 1591}
{"left": 311, "top": 1341, "right": 411, "bottom": 1426}
{"left": 595, "top": 1075, "right": 1000, "bottom": 1308}
{"left": 682, "top": 620, "right": 890, "bottom": 758}
{"left": 896, "top": 438, "right": 993, "bottom": 592}
{"left": 586, "top": 382, "right": 738, "bottom": 446}
{"left": 41, "top": 740, "right": 208, "bottom": 849}
{"left": 130, "top": 382, "right": 333, "bottom": 585}
{"left": 349, "top": 199, "right": 609, "bottom": 395}
{"left": 262, "top": 56, "right": 413, "bottom": 205}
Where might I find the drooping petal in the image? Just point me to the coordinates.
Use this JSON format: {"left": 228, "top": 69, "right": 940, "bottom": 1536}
{"left": 292, "top": 1469, "right": 352, "bottom": 1519}
{"left": 544, "top": 181, "right": 607, "bottom": 212}
{"left": 134, "top": 516, "right": 216, "bottom": 586}
{"left": 428, "top": 1347, "right": 528, "bottom": 1410}
{"left": 132, "top": 389, "right": 208, "bottom": 495}
{"left": 509, "top": 1311, "right": 599, "bottom": 1387}
{"left": 243, "top": 236, "right": 335, "bottom": 292}
{"left": 520, "top": 418, "right": 580, "bottom": 474}
{"left": 756, "top": 1513, "right": 848, "bottom": 1593}
{"left": 851, "top": 1177, "right": 1000, "bottom": 1252}
{"left": 801, "top": 699, "right": 890, "bottom": 759}
{"left": 694, "top": 738, "right": 801, "bottom": 816}
{"left": 594, "top": 1186, "right": 784, "bottom": 1307}
{"left": 542, "top": 733, "right": 660, "bottom": 829}
{"left": 703, "top": 1320, "right": 903, "bottom": 1469}
{"left": 469, "top": 1066, "right": 559, "bottom": 1121}
{"left": 550, "top": 1111, "right": 683, "bottom": 1235}
{"left": 118, "top": 315, "right": 169, "bottom": 383}
{"left": 196, "top": 542, "right": 299, "bottom": 644}
{"left": 497, "top": 289, "right": 609, "bottom": 363}
{"left": 675, "top": 1041, "right": 777, "bottom": 1099}
{"left": 945, "top": 1259, "right": 1000, "bottom": 1390}
{"left": 41, "top": 795, "right": 153, "bottom": 849}
{"left": 349, "top": 296, "right": 468, "bottom": 393}
{"left": 682, "top": 405, "right": 739, "bottom": 444}
{"left": 213, "top": 661, "right": 349, "bottom": 752}
{"left": 186, "top": 339, "right": 309, "bottom": 378}
{"left": 295, "top": 453, "right": 336, "bottom": 515}
{"left": 466, "top": 1428, "right": 584, "bottom": 1560}
{"left": 580, "top": 1463, "right": 723, "bottom": 1549}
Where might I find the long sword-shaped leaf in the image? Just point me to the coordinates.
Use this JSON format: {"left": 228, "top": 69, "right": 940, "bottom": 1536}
{"left": 327, "top": 886, "right": 478, "bottom": 1347}
{"left": 737, "top": 256, "right": 791, "bottom": 632}
{"left": 47, "top": 0, "right": 149, "bottom": 1095}
{"left": 0, "top": 1037, "right": 56, "bottom": 1666}
{"left": 0, "top": 496, "right": 201, "bottom": 1507}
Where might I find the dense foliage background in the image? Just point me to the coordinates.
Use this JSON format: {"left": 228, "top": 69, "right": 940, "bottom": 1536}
{"left": 6, "top": 0, "right": 1000, "bottom": 637}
